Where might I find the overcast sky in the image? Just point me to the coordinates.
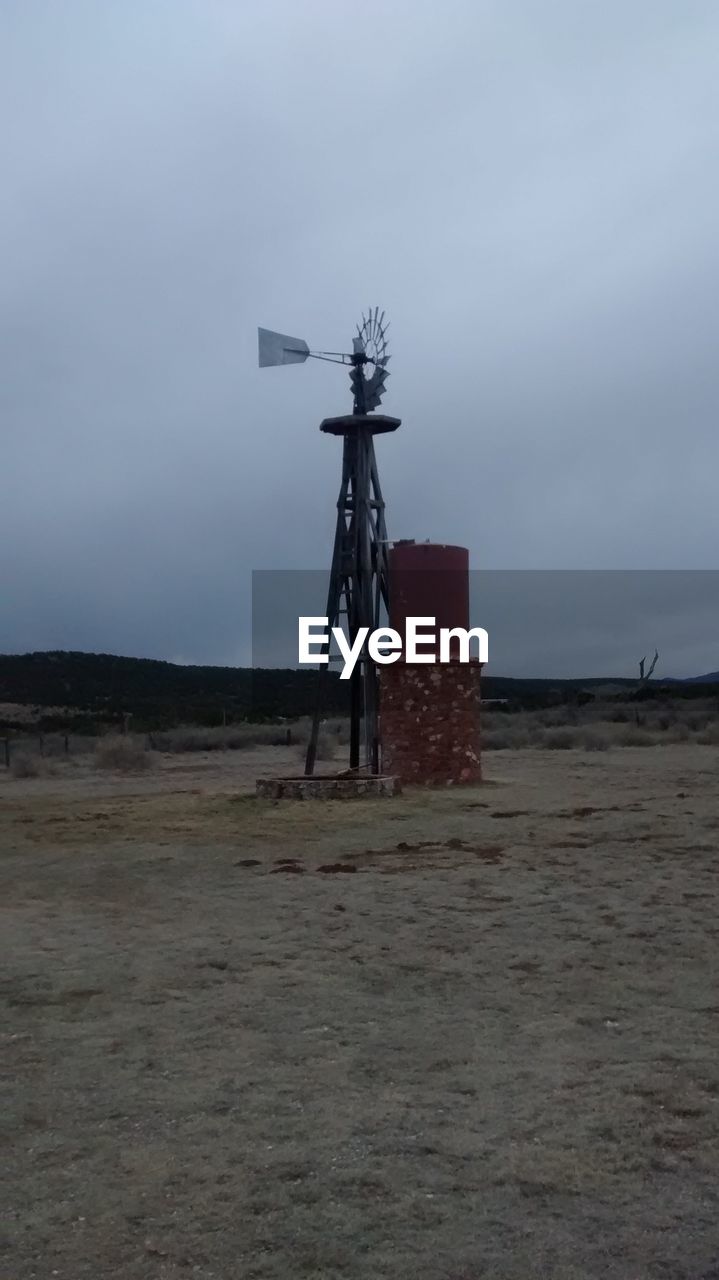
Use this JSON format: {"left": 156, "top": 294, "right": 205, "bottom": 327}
{"left": 2, "top": 2, "right": 719, "bottom": 674}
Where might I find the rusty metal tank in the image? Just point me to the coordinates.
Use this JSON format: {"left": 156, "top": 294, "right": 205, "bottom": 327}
{"left": 388, "top": 541, "right": 470, "bottom": 640}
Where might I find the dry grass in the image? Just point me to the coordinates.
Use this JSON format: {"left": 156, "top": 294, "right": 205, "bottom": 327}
{"left": 151, "top": 717, "right": 350, "bottom": 755}
{"left": 483, "top": 694, "right": 719, "bottom": 751}
{"left": 2, "top": 743, "right": 719, "bottom": 1278}
{"left": 5, "top": 697, "right": 715, "bottom": 767}
{"left": 151, "top": 722, "right": 289, "bottom": 752}
{"left": 9, "top": 751, "right": 44, "bottom": 779}
{"left": 294, "top": 728, "right": 341, "bottom": 764}
{"left": 94, "top": 734, "right": 155, "bottom": 773}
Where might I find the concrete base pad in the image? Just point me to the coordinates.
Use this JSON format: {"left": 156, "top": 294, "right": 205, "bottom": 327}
{"left": 255, "top": 774, "right": 401, "bottom": 800}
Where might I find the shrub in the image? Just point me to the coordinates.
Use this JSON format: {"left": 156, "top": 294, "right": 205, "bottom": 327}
{"left": 325, "top": 718, "right": 350, "bottom": 744}
{"left": 151, "top": 723, "right": 302, "bottom": 753}
{"left": 483, "top": 725, "right": 534, "bottom": 750}
{"left": 483, "top": 696, "right": 719, "bottom": 750}
{"left": 10, "top": 752, "right": 42, "bottom": 779}
{"left": 295, "top": 730, "right": 336, "bottom": 763}
{"left": 95, "top": 736, "right": 154, "bottom": 773}
{"left": 615, "top": 726, "right": 655, "bottom": 748}
{"left": 668, "top": 723, "right": 690, "bottom": 743}
{"left": 543, "top": 728, "right": 579, "bottom": 750}
{"left": 538, "top": 706, "right": 580, "bottom": 728}
{"left": 687, "top": 714, "right": 710, "bottom": 732}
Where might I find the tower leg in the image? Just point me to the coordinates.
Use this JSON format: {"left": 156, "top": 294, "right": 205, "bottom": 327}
{"left": 349, "top": 667, "right": 362, "bottom": 770}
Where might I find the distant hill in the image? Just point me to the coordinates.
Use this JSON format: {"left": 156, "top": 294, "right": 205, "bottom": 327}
{"left": 661, "top": 673, "right": 719, "bottom": 685}
{"left": 0, "top": 651, "right": 349, "bottom": 731}
{"left": 0, "top": 650, "right": 716, "bottom": 733}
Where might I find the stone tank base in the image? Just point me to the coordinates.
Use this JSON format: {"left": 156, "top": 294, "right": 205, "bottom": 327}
{"left": 256, "top": 774, "right": 401, "bottom": 800}
{"left": 380, "top": 659, "right": 482, "bottom": 785}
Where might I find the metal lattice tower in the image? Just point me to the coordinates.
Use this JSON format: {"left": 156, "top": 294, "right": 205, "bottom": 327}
{"left": 306, "top": 411, "right": 399, "bottom": 775}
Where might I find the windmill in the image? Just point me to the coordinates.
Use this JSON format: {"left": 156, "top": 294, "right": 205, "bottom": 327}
{"left": 258, "top": 309, "right": 400, "bottom": 774}
{"left": 257, "top": 308, "right": 391, "bottom": 412}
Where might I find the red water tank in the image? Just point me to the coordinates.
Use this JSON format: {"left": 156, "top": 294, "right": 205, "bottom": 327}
{"left": 388, "top": 541, "right": 470, "bottom": 639}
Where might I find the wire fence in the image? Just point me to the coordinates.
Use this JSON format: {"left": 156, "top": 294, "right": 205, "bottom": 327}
{"left": 2, "top": 732, "right": 95, "bottom": 767}
{"left": 1, "top": 719, "right": 349, "bottom": 767}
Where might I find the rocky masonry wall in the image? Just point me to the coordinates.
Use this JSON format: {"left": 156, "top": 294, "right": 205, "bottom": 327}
{"left": 256, "top": 775, "right": 401, "bottom": 800}
{"left": 380, "top": 659, "right": 482, "bottom": 785}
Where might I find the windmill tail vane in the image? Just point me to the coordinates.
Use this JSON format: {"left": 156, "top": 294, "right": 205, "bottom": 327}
{"left": 257, "top": 309, "right": 390, "bottom": 414}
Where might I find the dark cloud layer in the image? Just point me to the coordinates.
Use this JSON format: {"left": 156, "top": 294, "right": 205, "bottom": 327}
{"left": 2, "top": 2, "right": 719, "bottom": 673}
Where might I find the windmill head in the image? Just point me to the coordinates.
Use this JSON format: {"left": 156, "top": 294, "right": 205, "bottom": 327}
{"left": 258, "top": 310, "right": 390, "bottom": 413}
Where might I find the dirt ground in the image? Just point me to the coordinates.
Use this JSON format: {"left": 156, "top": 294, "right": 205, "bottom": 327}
{"left": 2, "top": 744, "right": 719, "bottom": 1279}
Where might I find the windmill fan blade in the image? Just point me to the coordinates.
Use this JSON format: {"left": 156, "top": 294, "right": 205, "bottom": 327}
{"left": 258, "top": 327, "right": 310, "bottom": 367}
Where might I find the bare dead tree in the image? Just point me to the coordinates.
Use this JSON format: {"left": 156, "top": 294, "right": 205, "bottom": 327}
{"left": 633, "top": 649, "right": 659, "bottom": 721}
{"left": 638, "top": 649, "right": 659, "bottom": 688}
